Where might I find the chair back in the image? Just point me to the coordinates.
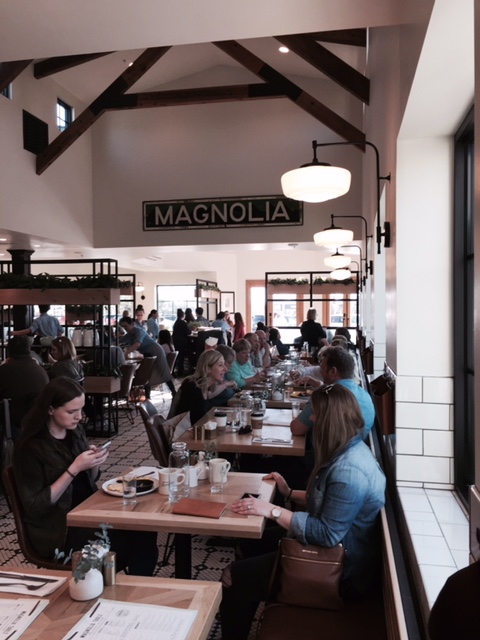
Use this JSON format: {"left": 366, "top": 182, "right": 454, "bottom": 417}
{"left": 138, "top": 404, "right": 170, "bottom": 466}
{"left": 132, "top": 357, "right": 157, "bottom": 387}
{"left": 138, "top": 400, "right": 159, "bottom": 420}
{"left": 118, "top": 363, "right": 136, "bottom": 397}
{"left": 166, "top": 351, "right": 178, "bottom": 374}
{"left": 2, "top": 464, "right": 71, "bottom": 570}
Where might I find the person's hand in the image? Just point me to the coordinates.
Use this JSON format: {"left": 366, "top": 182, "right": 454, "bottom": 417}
{"left": 230, "top": 495, "right": 272, "bottom": 518}
{"left": 71, "top": 447, "right": 109, "bottom": 474}
{"left": 263, "top": 471, "right": 290, "bottom": 497}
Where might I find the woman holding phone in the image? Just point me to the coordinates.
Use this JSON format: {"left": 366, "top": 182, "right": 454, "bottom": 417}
{"left": 13, "top": 376, "right": 158, "bottom": 574}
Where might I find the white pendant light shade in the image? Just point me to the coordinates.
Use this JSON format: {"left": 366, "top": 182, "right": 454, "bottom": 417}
{"left": 324, "top": 252, "right": 351, "bottom": 269}
{"left": 314, "top": 227, "right": 354, "bottom": 248}
{"left": 281, "top": 165, "right": 351, "bottom": 203}
{"left": 330, "top": 268, "right": 352, "bottom": 281}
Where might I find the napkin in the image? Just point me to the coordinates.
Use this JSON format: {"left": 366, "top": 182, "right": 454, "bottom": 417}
{"left": 0, "top": 572, "right": 66, "bottom": 596}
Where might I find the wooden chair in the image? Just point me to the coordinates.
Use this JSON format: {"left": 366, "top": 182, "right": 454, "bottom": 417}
{"left": 138, "top": 402, "right": 170, "bottom": 467}
{"left": 115, "top": 362, "right": 137, "bottom": 423}
{"left": 2, "top": 464, "right": 71, "bottom": 571}
{"left": 166, "top": 350, "right": 179, "bottom": 375}
{"left": 130, "top": 357, "right": 157, "bottom": 408}
{"left": 137, "top": 402, "right": 175, "bottom": 565}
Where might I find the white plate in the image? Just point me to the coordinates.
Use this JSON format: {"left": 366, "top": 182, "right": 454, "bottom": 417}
{"left": 102, "top": 477, "right": 159, "bottom": 497}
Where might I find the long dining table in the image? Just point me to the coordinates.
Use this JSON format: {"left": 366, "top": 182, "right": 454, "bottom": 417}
{"left": 183, "top": 407, "right": 306, "bottom": 457}
{"left": 68, "top": 472, "right": 275, "bottom": 580}
{"left": 0, "top": 567, "right": 221, "bottom": 640}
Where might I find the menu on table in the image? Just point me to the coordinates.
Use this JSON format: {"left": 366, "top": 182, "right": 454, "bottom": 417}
{"left": 0, "top": 598, "right": 49, "bottom": 640}
{"left": 62, "top": 598, "right": 197, "bottom": 640}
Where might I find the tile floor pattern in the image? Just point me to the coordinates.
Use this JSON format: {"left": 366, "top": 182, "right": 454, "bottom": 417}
{"left": 0, "top": 387, "right": 252, "bottom": 639}
{"left": 397, "top": 486, "right": 470, "bottom": 607}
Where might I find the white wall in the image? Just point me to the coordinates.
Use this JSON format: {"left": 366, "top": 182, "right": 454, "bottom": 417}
{"left": 395, "top": 136, "right": 454, "bottom": 488}
{"left": 0, "top": 69, "right": 94, "bottom": 246}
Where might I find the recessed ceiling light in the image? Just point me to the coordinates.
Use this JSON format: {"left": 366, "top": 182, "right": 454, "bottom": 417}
{"left": 279, "top": 46, "right": 289, "bottom": 54}
{"left": 0, "top": 253, "right": 4, "bottom": 257}
{"left": 33, "top": 244, "right": 41, "bottom": 248}
{"left": 0, "top": 238, "right": 7, "bottom": 242}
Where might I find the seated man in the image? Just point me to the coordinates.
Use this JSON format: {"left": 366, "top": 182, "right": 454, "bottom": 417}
{"left": 291, "top": 346, "right": 375, "bottom": 441}
{"left": 245, "top": 332, "right": 269, "bottom": 370}
{"left": 195, "top": 307, "right": 210, "bottom": 327}
{"left": 0, "top": 336, "right": 49, "bottom": 438}
{"left": 226, "top": 339, "right": 263, "bottom": 390}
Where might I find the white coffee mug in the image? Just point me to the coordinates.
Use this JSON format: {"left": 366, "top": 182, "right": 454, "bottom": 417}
{"left": 158, "top": 468, "right": 186, "bottom": 495}
{"left": 209, "top": 458, "right": 231, "bottom": 484}
{"left": 188, "top": 465, "right": 202, "bottom": 488}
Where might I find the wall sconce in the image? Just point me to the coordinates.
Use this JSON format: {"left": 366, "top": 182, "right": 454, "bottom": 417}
{"left": 330, "top": 268, "right": 352, "bottom": 281}
{"left": 313, "top": 215, "right": 353, "bottom": 248}
{"left": 281, "top": 139, "right": 391, "bottom": 254}
{"left": 135, "top": 282, "right": 145, "bottom": 293}
{"left": 324, "top": 249, "right": 351, "bottom": 270}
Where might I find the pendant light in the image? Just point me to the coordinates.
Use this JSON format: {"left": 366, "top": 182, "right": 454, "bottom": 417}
{"left": 324, "top": 250, "right": 351, "bottom": 269}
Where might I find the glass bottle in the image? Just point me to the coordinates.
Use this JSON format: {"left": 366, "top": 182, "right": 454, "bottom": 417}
{"left": 168, "top": 442, "right": 190, "bottom": 502}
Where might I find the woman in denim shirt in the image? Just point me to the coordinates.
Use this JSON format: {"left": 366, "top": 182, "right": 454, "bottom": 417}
{"left": 220, "top": 384, "right": 386, "bottom": 640}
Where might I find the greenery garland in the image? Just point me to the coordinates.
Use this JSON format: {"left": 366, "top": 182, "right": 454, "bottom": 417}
{"left": 0, "top": 272, "right": 132, "bottom": 290}
{"left": 268, "top": 277, "right": 355, "bottom": 286}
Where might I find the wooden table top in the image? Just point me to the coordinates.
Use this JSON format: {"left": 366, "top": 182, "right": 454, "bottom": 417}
{"left": 0, "top": 567, "right": 221, "bottom": 640}
{"left": 185, "top": 408, "right": 305, "bottom": 457}
{"left": 68, "top": 472, "right": 275, "bottom": 540}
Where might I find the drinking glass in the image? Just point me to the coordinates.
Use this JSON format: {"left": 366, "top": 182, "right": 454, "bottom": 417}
{"left": 291, "top": 400, "right": 301, "bottom": 419}
{"left": 122, "top": 473, "right": 137, "bottom": 505}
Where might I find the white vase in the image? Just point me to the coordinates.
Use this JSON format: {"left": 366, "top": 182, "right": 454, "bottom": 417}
{"left": 69, "top": 568, "right": 104, "bottom": 601}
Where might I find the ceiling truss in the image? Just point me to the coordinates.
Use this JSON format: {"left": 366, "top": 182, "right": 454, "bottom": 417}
{"left": 1, "top": 30, "right": 369, "bottom": 174}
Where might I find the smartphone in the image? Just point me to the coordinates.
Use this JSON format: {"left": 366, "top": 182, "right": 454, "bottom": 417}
{"left": 241, "top": 493, "right": 259, "bottom": 500}
{"left": 100, "top": 441, "right": 112, "bottom": 450}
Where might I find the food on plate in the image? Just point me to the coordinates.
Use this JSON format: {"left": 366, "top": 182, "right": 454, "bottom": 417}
{"left": 291, "top": 389, "right": 313, "bottom": 398}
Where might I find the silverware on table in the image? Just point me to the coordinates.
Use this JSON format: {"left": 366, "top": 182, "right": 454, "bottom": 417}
{"left": 0, "top": 581, "right": 48, "bottom": 591}
{"left": 0, "top": 571, "right": 58, "bottom": 583}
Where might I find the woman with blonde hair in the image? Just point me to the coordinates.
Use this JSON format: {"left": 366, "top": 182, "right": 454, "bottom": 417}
{"left": 168, "top": 349, "right": 227, "bottom": 423}
{"left": 220, "top": 384, "right": 386, "bottom": 639}
{"left": 49, "top": 336, "right": 84, "bottom": 383}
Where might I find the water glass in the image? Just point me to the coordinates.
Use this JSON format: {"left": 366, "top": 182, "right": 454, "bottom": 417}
{"left": 291, "top": 400, "right": 301, "bottom": 419}
{"left": 122, "top": 473, "right": 137, "bottom": 505}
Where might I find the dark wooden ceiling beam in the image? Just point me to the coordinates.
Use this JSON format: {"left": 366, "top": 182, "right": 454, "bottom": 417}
{"left": 108, "top": 83, "right": 285, "bottom": 109}
{"left": 34, "top": 53, "right": 114, "bottom": 78}
{"left": 307, "top": 29, "right": 367, "bottom": 47}
{"left": 276, "top": 34, "right": 369, "bottom": 104}
{"left": 0, "top": 60, "right": 32, "bottom": 93}
{"left": 36, "top": 47, "right": 171, "bottom": 175}
{"left": 213, "top": 40, "right": 364, "bottom": 143}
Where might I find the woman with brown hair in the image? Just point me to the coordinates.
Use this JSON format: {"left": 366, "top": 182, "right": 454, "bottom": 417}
{"left": 49, "top": 336, "right": 84, "bottom": 383}
{"left": 232, "top": 311, "right": 246, "bottom": 342}
{"left": 220, "top": 384, "right": 386, "bottom": 639}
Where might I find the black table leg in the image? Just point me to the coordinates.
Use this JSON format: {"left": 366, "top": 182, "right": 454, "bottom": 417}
{"left": 174, "top": 533, "right": 192, "bottom": 579}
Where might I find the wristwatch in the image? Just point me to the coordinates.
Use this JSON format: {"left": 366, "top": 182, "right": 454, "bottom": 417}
{"left": 271, "top": 507, "right": 282, "bottom": 520}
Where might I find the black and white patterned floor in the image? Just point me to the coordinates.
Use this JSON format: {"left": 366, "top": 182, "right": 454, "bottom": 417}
{"left": 0, "top": 387, "right": 241, "bottom": 639}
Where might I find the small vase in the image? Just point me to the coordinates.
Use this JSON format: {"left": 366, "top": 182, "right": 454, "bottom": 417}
{"left": 69, "top": 568, "right": 104, "bottom": 601}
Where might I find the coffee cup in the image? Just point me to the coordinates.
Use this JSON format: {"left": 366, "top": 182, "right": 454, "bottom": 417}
{"left": 158, "top": 468, "right": 186, "bottom": 496}
{"left": 214, "top": 410, "right": 227, "bottom": 428}
{"left": 251, "top": 411, "right": 264, "bottom": 437}
{"left": 188, "top": 465, "right": 202, "bottom": 488}
{"left": 209, "top": 458, "right": 231, "bottom": 493}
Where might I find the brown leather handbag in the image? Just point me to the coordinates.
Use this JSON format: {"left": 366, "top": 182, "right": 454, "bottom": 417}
{"left": 273, "top": 537, "right": 345, "bottom": 610}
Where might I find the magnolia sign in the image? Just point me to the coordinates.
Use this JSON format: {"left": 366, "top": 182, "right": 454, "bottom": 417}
{"left": 143, "top": 196, "right": 303, "bottom": 231}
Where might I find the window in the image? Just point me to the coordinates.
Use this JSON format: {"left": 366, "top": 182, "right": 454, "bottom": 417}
{"left": 156, "top": 285, "right": 197, "bottom": 330}
{"left": 453, "top": 106, "right": 474, "bottom": 505}
{"left": 1, "top": 84, "right": 12, "bottom": 99}
{"left": 56, "top": 99, "right": 73, "bottom": 131}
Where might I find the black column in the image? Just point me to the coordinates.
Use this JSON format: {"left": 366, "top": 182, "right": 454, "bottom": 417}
{"left": 7, "top": 249, "right": 35, "bottom": 330}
